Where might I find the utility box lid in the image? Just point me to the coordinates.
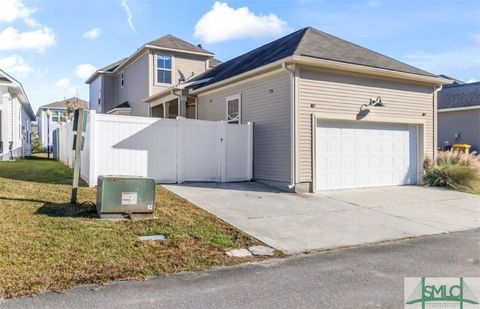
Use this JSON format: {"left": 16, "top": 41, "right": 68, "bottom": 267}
{"left": 96, "top": 176, "right": 156, "bottom": 219}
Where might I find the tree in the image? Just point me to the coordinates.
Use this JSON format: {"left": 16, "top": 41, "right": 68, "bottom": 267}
{"left": 64, "top": 98, "right": 84, "bottom": 121}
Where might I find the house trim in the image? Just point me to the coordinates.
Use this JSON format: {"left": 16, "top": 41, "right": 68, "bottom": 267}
{"left": 438, "top": 105, "right": 480, "bottom": 113}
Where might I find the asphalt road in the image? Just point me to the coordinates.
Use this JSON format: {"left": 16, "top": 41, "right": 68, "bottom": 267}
{"left": 2, "top": 229, "right": 479, "bottom": 309}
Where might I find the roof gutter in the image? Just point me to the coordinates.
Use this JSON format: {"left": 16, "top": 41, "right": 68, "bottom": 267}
{"left": 438, "top": 105, "right": 480, "bottom": 113}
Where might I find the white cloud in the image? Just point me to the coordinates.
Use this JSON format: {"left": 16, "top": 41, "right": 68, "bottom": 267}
{"left": 120, "top": 0, "right": 136, "bottom": 33}
{"left": 75, "top": 64, "right": 97, "bottom": 80}
{"left": 193, "top": 2, "right": 290, "bottom": 44}
{"left": 54, "top": 78, "right": 71, "bottom": 88}
{"left": 0, "top": 26, "right": 55, "bottom": 52}
{"left": 0, "top": 0, "right": 35, "bottom": 23}
{"left": 54, "top": 78, "right": 78, "bottom": 97}
{"left": 83, "top": 28, "right": 101, "bottom": 39}
{"left": 467, "top": 78, "right": 477, "bottom": 83}
{"left": 0, "top": 55, "right": 33, "bottom": 77}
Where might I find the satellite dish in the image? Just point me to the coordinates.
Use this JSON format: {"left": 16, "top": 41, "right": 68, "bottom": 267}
{"left": 177, "top": 70, "right": 186, "bottom": 83}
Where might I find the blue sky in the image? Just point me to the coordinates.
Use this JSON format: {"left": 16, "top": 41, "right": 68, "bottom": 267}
{"left": 0, "top": 0, "right": 479, "bottom": 112}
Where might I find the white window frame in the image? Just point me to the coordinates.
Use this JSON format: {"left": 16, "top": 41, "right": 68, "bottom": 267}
{"left": 225, "top": 94, "right": 241, "bottom": 124}
{"left": 51, "top": 110, "right": 61, "bottom": 122}
{"left": 155, "top": 53, "right": 173, "bottom": 85}
{"left": 98, "top": 89, "right": 101, "bottom": 105}
{"left": 121, "top": 71, "right": 125, "bottom": 88}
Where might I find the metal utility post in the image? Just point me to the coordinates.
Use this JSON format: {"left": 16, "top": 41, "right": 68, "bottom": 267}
{"left": 71, "top": 108, "right": 85, "bottom": 204}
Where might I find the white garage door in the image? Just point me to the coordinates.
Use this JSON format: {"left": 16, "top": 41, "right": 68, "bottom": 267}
{"left": 316, "top": 121, "right": 418, "bottom": 190}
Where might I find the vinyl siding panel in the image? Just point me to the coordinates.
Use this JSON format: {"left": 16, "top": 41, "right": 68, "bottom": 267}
{"left": 197, "top": 71, "right": 291, "bottom": 183}
{"left": 438, "top": 110, "right": 480, "bottom": 151}
{"left": 115, "top": 52, "right": 149, "bottom": 116}
{"left": 298, "top": 68, "right": 435, "bottom": 183}
{"left": 89, "top": 76, "right": 101, "bottom": 113}
{"left": 150, "top": 51, "right": 208, "bottom": 95}
{"left": 103, "top": 75, "right": 115, "bottom": 114}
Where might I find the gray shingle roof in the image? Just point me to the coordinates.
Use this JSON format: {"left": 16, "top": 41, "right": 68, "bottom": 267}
{"left": 38, "top": 97, "right": 88, "bottom": 111}
{"left": 147, "top": 34, "right": 213, "bottom": 55}
{"left": 99, "top": 58, "right": 128, "bottom": 72}
{"left": 438, "top": 82, "right": 480, "bottom": 109}
{"left": 438, "top": 74, "right": 464, "bottom": 85}
{"left": 193, "top": 27, "right": 436, "bottom": 89}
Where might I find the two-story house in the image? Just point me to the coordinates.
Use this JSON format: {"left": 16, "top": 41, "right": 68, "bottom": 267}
{"left": 85, "top": 35, "right": 220, "bottom": 117}
{"left": 36, "top": 97, "right": 88, "bottom": 150}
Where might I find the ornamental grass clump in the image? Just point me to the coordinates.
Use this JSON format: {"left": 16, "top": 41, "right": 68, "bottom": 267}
{"left": 424, "top": 150, "right": 480, "bottom": 191}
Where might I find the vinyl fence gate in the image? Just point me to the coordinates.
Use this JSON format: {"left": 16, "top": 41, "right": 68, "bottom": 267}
{"left": 53, "top": 111, "right": 253, "bottom": 186}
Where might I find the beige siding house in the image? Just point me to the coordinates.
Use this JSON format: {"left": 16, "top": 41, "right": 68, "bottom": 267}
{"left": 145, "top": 27, "right": 450, "bottom": 192}
{"left": 86, "top": 35, "right": 217, "bottom": 117}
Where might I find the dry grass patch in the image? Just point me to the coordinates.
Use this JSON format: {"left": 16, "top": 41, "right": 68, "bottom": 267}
{"left": 0, "top": 155, "right": 262, "bottom": 298}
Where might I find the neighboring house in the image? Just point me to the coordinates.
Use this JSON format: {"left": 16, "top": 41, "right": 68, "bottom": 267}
{"left": 36, "top": 97, "right": 88, "bottom": 150}
{"left": 85, "top": 34, "right": 221, "bottom": 117}
{"left": 438, "top": 82, "right": 480, "bottom": 151}
{"left": 0, "top": 69, "right": 35, "bottom": 160}
{"left": 145, "top": 27, "right": 450, "bottom": 192}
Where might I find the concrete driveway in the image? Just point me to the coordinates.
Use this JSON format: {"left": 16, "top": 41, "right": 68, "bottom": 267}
{"left": 163, "top": 183, "right": 480, "bottom": 253}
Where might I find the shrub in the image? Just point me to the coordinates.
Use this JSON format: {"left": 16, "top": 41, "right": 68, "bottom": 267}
{"left": 31, "top": 133, "right": 44, "bottom": 153}
{"left": 424, "top": 150, "right": 480, "bottom": 191}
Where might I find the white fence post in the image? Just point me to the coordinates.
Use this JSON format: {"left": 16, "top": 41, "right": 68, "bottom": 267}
{"left": 247, "top": 122, "right": 253, "bottom": 180}
{"left": 220, "top": 120, "right": 227, "bottom": 182}
{"left": 88, "top": 110, "right": 96, "bottom": 186}
{"left": 176, "top": 116, "right": 184, "bottom": 183}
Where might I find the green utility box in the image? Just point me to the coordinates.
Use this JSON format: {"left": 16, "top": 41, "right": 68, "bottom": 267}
{"left": 96, "top": 176, "right": 156, "bottom": 219}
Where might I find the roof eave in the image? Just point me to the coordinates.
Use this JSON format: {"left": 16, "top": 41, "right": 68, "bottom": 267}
{"left": 145, "top": 45, "right": 214, "bottom": 57}
{"left": 85, "top": 70, "right": 111, "bottom": 84}
{"left": 144, "top": 86, "right": 177, "bottom": 103}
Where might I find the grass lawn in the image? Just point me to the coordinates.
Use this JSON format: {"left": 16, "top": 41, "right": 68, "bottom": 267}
{"left": 0, "top": 155, "right": 262, "bottom": 298}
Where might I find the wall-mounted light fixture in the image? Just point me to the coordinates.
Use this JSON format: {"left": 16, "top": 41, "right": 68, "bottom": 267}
{"left": 360, "top": 97, "right": 384, "bottom": 110}
{"left": 357, "top": 97, "right": 384, "bottom": 120}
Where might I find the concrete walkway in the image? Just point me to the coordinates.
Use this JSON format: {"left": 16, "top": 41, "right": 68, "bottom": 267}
{"left": 163, "top": 183, "right": 480, "bottom": 253}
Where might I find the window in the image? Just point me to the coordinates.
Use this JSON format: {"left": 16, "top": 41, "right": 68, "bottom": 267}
{"left": 121, "top": 72, "right": 125, "bottom": 87}
{"left": 51, "top": 110, "right": 66, "bottom": 122}
{"left": 156, "top": 54, "right": 172, "bottom": 84}
{"left": 226, "top": 94, "right": 241, "bottom": 124}
{"left": 51, "top": 110, "right": 61, "bottom": 122}
{"left": 98, "top": 89, "right": 101, "bottom": 105}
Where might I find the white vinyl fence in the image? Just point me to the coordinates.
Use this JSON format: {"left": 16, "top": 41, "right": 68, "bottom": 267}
{"left": 53, "top": 111, "right": 253, "bottom": 187}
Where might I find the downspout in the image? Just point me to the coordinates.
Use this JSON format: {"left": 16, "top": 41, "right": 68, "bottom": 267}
{"left": 171, "top": 88, "right": 181, "bottom": 117}
{"left": 433, "top": 84, "right": 442, "bottom": 160}
{"left": 282, "top": 62, "right": 296, "bottom": 191}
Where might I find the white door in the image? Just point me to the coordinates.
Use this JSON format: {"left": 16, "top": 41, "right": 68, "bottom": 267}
{"left": 316, "top": 121, "right": 418, "bottom": 190}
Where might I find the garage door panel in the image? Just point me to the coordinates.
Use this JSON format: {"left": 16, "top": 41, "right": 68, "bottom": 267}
{"left": 316, "top": 121, "right": 418, "bottom": 190}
